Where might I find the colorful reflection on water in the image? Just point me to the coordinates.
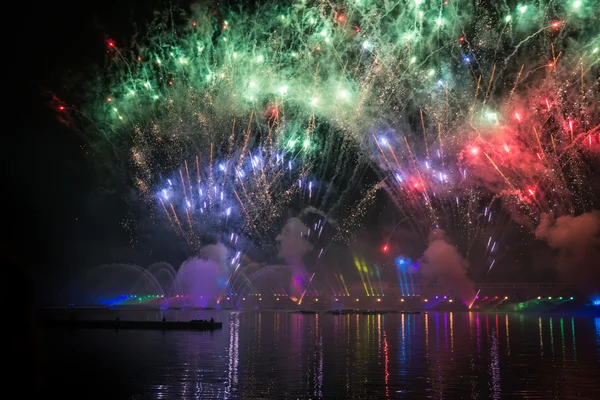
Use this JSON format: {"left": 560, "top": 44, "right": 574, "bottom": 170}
{"left": 42, "top": 311, "right": 600, "bottom": 399}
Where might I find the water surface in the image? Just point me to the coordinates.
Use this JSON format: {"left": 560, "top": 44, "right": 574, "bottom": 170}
{"left": 41, "top": 311, "right": 600, "bottom": 399}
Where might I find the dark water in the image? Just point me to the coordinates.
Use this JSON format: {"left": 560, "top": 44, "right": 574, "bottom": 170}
{"left": 39, "top": 311, "right": 600, "bottom": 399}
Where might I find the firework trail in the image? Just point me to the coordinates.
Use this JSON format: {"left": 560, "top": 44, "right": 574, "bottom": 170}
{"left": 56, "top": 1, "right": 599, "bottom": 299}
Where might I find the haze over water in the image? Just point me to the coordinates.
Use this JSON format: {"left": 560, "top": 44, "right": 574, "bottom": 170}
{"left": 42, "top": 311, "right": 600, "bottom": 399}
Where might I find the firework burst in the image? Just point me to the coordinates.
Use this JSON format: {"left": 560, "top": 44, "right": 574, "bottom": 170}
{"left": 57, "top": 1, "right": 599, "bottom": 300}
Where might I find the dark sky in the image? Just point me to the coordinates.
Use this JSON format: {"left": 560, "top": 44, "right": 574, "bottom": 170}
{"left": 11, "top": 0, "right": 177, "bottom": 302}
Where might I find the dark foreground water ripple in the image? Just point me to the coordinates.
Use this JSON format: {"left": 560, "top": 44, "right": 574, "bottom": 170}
{"left": 40, "top": 311, "right": 600, "bottom": 399}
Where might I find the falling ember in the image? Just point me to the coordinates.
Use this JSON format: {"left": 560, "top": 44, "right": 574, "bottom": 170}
{"left": 515, "top": 112, "right": 521, "bottom": 122}
{"left": 528, "top": 188, "right": 535, "bottom": 196}
{"left": 545, "top": 99, "right": 551, "bottom": 110}
{"left": 503, "top": 144, "right": 510, "bottom": 153}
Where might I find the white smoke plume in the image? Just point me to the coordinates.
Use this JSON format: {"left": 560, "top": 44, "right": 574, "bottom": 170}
{"left": 535, "top": 211, "right": 600, "bottom": 292}
{"left": 199, "top": 241, "right": 229, "bottom": 275}
{"left": 275, "top": 217, "right": 314, "bottom": 264}
{"left": 419, "top": 229, "right": 475, "bottom": 303}
{"left": 176, "top": 257, "right": 226, "bottom": 306}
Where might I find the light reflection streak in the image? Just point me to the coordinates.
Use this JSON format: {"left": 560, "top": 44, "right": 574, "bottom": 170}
{"left": 425, "top": 312, "right": 429, "bottom": 355}
{"left": 560, "top": 318, "right": 566, "bottom": 363}
{"left": 400, "top": 313, "right": 407, "bottom": 365}
{"left": 495, "top": 314, "right": 499, "bottom": 339}
{"left": 367, "top": 314, "right": 372, "bottom": 347}
{"left": 435, "top": 312, "right": 440, "bottom": 350}
{"left": 449, "top": 312, "right": 454, "bottom": 352}
{"left": 469, "top": 312, "right": 473, "bottom": 341}
{"left": 406, "top": 314, "right": 411, "bottom": 351}
{"left": 383, "top": 329, "right": 390, "bottom": 399}
{"left": 346, "top": 315, "right": 351, "bottom": 392}
{"left": 398, "top": 314, "right": 408, "bottom": 382}
{"left": 539, "top": 317, "right": 544, "bottom": 357}
{"left": 571, "top": 317, "right": 577, "bottom": 362}
{"left": 315, "top": 314, "right": 323, "bottom": 398}
{"left": 226, "top": 312, "right": 240, "bottom": 397}
{"left": 549, "top": 317, "right": 555, "bottom": 357}
{"left": 505, "top": 314, "right": 510, "bottom": 356}
{"left": 311, "top": 314, "right": 316, "bottom": 396}
{"left": 489, "top": 326, "right": 501, "bottom": 399}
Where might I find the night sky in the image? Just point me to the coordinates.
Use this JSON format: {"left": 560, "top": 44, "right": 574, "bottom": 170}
{"left": 13, "top": 0, "right": 171, "bottom": 302}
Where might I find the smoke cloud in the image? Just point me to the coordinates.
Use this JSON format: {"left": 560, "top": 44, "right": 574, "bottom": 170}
{"left": 275, "top": 217, "right": 314, "bottom": 264}
{"left": 535, "top": 211, "right": 600, "bottom": 292}
{"left": 176, "top": 258, "right": 226, "bottom": 307}
{"left": 419, "top": 229, "right": 475, "bottom": 303}
{"left": 198, "top": 241, "right": 230, "bottom": 275}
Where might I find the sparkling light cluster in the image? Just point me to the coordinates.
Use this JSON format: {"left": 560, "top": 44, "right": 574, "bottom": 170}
{"left": 60, "top": 0, "right": 599, "bottom": 275}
